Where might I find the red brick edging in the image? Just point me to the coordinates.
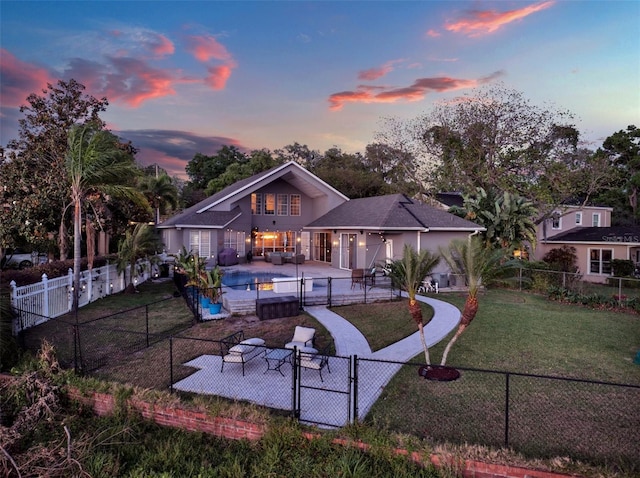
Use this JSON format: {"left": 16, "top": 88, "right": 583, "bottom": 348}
{"left": 66, "top": 387, "right": 577, "bottom": 478}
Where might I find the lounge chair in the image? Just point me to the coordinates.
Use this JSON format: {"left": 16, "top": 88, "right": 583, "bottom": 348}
{"left": 285, "top": 325, "right": 315, "bottom": 349}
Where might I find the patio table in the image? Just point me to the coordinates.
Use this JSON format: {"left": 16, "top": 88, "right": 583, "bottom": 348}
{"left": 264, "top": 348, "right": 293, "bottom": 376}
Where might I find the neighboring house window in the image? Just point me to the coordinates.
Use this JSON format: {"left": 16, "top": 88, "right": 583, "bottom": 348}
{"left": 251, "top": 193, "right": 262, "bottom": 215}
{"left": 277, "top": 194, "right": 289, "bottom": 215}
{"left": 575, "top": 212, "right": 582, "bottom": 225}
{"left": 551, "top": 213, "right": 561, "bottom": 230}
{"left": 593, "top": 213, "right": 601, "bottom": 227}
{"left": 290, "top": 194, "right": 301, "bottom": 216}
{"left": 189, "top": 230, "right": 211, "bottom": 258}
{"left": 589, "top": 248, "right": 612, "bottom": 275}
{"left": 224, "top": 230, "right": 245, "bottom": 256}
{"left": 264, "top": 193, "right": 275, "bottom": 215}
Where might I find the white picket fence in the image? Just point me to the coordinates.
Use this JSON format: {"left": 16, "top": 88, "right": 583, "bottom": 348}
{"left": 10, "top": 259, "right": 157, "bottom": 334}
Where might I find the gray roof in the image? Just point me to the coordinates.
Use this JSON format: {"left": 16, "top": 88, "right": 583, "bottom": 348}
{"left": 159, "top": 161, "right": 347, "bottom": 229}
{"left": 306, "top": 194, "right": 483, "bottom": 231}
{"left": 546, "top": 226, "right": 640, "bottom": 244}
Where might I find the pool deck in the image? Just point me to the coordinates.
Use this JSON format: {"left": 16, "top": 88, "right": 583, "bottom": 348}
{"left": 204, "top": 259, "right": 465, "bottom": 316}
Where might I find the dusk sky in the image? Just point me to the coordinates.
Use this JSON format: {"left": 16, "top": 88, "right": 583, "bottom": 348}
{"left": 1, "top": 1, "right": 638, "bottom": 179}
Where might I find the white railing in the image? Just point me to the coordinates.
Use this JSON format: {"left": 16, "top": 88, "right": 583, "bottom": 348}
{"left": 10, "top": 259, "right": 156, "bottom": 334}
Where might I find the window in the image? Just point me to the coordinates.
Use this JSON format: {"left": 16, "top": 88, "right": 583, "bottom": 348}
{"left": 593, "top": 213, "right": 601, "bottom": 227}
{"left": 575, "top": 212, "right": 582, "bottom": 225}
{"left": 277, "top": 194, "right": 289, "bottom": 215}
{"left": 224, "top": 230, "right": 246, "bottom": 256}
{"left": 551, "top": 213, "right": 561, "bottom": 230}
{"left": 290, "top": 194, "right": 301, "bottom": 216}
{"left": 590, "top": 248, "right": 612, "bottom": 275}
{"left": 251, "top": 193, "right": 262, "bottom": 215}
{"left": 189, "top": 230, "right": 211, "bottom": 258}
{"left": 264, "top": 193, "right": 275, "bottom": 215}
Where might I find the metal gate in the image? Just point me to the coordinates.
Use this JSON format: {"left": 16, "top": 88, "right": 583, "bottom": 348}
{"left": 292, "top": 353, "right": 356, "bottom": 428}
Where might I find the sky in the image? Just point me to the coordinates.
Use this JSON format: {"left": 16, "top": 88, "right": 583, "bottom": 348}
{"left": 1, "top": 1, "right": 639, "bottom": 179}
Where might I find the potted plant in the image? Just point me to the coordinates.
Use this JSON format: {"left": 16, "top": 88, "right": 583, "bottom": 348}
{"left": 204, "top": 265, "right": 224, "bottom": 314}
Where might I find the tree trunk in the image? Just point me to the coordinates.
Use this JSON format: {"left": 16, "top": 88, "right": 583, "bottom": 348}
{"left": 460, "top": 294, "right": 478, "bottom": 326}
{"left": 440, "top": 293, "right": 478, "bottom": 365}
{"left": 72, "top": 196, "right": 81, "bottom": 312}
{"left": 408, "top": 299, "right": 422, "bottom": 325}
{"left": 417, "top": 321, "right": 431, "bottom": 365}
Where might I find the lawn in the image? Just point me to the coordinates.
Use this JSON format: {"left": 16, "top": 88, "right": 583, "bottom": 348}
{"left": 25, "top": 280, "right": 640, "bottom": 470}
{"left": 330, "top": 288, "right": 640, "bottom": 467}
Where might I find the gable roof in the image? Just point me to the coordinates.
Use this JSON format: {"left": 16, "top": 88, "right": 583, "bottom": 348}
{"left": 159, "top": 161, "right": 348, "bottom": 229}
{"left": 545, "top": 226, "right": 640, "bottom": 244}
{"left": 305, "top": 194, "right": 483, "bottom": 232}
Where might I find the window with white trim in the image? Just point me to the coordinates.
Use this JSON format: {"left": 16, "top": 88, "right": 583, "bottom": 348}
{"left": 575, "top": 212, "right": 582, "bottom": 225}
{"left": 551, "top": 213, "right": 561, "bottom": 230}
{"left": 290, "top": 194, "right": 301, "bottom": 216}
{"left": 589, "top": 248, "right": 612, "bottom": 275}
{"left": 251, "top": 193, "right": 262, "bottom": 215}
{"left": 277, "top": 194, "right": 289, "bottom": 215}
{"left": 264, "top": 193, "right": 275, "bottom": 215}
{"left": 189, "top": 230, "right": 211, "bottom": 258}
{"left": 224, "top": 230, "right": 246, "bottom": 256}
{"left": 592, "top": 213, "right": 601, "bottom": 227}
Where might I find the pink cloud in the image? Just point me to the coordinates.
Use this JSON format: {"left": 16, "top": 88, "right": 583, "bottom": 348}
{"left": 0, "top": 49, "right": 53, "bottom": 108}
{"left": 146, "top": 33, "right": 175, "bottom": 58}
{"left": 328, "top": 71, "right": 504, "bottom": 111}
{"left": 204, "top": 64, "right": 235, "bottom": 90}
{"left": 64, "top": 56, "right": 177, "bottom": 107}
{"left": 185, "top": 34, "right": 233, "bottom": 62}
{"left": 358, "top": 59, "right": 404, "bottom": 81}
{"left": 445, "top": 1, "right": 555, "bottom": 37}
{"left": 426, "top": 29, "right": 441, "bottom": 38}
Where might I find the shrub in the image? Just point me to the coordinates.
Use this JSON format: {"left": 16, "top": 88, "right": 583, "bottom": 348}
{"left": 611, "top": 259, "right": 635, "bottom": 277}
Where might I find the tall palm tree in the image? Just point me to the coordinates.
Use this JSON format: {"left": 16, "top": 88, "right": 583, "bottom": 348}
{"left": 116, "top": 223, "right": 163, "bottom": 293}
{"left": 65, "top": 123, "right": 147, "bottom": 309}
{"left": 140, "top": 173, "right": 179, "bottom": 225}
{"left": 388, "top": 244, "right": 440, "bottom": 365}
{"left": 438, "top": 234, "right": 508, "bottom": 365}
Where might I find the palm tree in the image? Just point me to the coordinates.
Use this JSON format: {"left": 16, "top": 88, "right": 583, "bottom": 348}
{"left": 65, "top": 123, "right": 147, "bottom": 309}
{"left": 116, "top": 223, "right": 163, "bottom": 293}
{"left": 438, "top": 234, "right": 508, "bottom": 365}
{"left": 140, "top": 173, "right": 178, "bottom": 225}
{"left": 388, "top": 244, "right": 440, "bottom": 365}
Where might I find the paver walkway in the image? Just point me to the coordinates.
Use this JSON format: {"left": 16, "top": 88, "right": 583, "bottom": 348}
{"left": 305, "top": 292, "right": 461, "bottom": 361}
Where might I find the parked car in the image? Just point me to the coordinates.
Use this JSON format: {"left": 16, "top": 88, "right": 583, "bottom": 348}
{"left": 1, "top": 248, "right": 46, "bottom": 269}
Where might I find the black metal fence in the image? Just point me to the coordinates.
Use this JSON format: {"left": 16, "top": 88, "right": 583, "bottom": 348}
{"left": 13, "top": 281, "right": 640, "bottom": 468}
{"left": 15, "top": 296, "right": 195, "bottom": 373}
{"left": 163, "top": 332, "right": 640, "bottom": 465}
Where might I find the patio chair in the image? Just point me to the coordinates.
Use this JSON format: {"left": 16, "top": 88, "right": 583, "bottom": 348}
{"left": 220, "top": 330, "right": 265, "bottom": 376}
{"left": 271, "top": 253, "right": 284, "bottom": 265}
{"left": 285, "top": 325, "right": 315, "bottom": 349}
{"left": 297, "top": 345, "right": 331, "bottom": 382}
{"left": 351, "top": 268, "right": 365, "bottom": 289}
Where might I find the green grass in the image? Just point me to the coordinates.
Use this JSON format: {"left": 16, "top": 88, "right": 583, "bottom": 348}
{"left": 329, "top": 298, "right": 433, "bottom": 351}
{"left": 334, "top": 288, "right": 640, "bottom": 468}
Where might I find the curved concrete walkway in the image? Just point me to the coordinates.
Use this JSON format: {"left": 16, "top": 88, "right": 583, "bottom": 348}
{"left": 305, "top": 293, "right": 461, "bottom": 361}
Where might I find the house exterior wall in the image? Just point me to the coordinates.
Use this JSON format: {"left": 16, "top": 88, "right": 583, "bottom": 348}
{"left": 536, "top": 205, "right": 612, "bottom": 246}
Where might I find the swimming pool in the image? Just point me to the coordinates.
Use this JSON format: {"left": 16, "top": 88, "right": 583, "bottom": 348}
{"left": 222, "top": 271, "right": 321, "bottom": 291}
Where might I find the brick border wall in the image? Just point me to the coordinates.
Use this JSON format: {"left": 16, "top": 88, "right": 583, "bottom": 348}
{"left": 66, "top": 387, "right": 577, "bottom": 478}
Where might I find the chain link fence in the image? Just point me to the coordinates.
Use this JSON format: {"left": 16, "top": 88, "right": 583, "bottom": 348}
{"left": 13, "top": 280, "right": 640, "bottom": 468}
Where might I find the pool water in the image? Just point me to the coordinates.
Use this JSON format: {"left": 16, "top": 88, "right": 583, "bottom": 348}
{"left": 222, "top": 271, "right": 322, "bottom": 291}
{"left": 222, "top": 271, "right": 289, "bottom": 291}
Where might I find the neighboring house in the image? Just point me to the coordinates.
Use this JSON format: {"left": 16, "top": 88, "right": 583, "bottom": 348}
{"left": 434, "top": 193, "right": 639, "bottom": 283}
{"left": 536, "top": 205, "right": 640, "bottom": 282}
{"left": 158, "top": 162, "right": 483, "bottom": 280}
